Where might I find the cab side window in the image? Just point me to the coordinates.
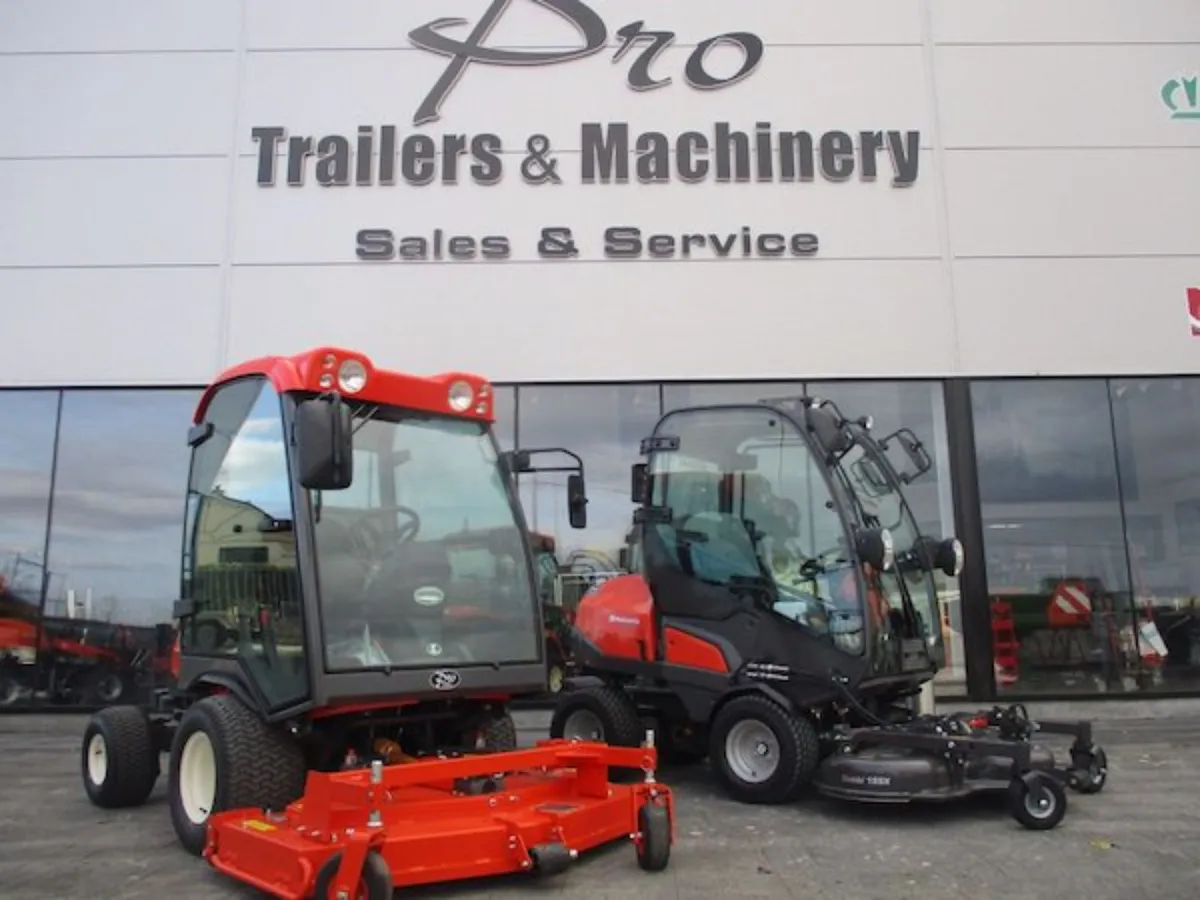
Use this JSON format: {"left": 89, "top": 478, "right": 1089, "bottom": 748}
{"left": 180, "top": 377, "right": 308, "bottom": 708}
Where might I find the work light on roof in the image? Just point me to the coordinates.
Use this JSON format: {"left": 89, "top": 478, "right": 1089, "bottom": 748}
{"left": 337, "top": 359, "right": 368, "bottom": 394}
{"left": 448, "top": 380, "right": 474, "bottom": 412}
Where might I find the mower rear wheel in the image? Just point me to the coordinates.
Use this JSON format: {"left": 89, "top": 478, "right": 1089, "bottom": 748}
{"left": 1008, "top": 771, "right": 1068, "bottom": 830}
{"left": 481, "top": 712, "right": 518, "bottom": 751}
{"left": 313, "top": 850, "right": 392, "bottom": 900}
{"left": 550, "top": 684, "right": 643, "bottom": 747}
{"left": 1068, "top": 744, "right": 1108, "bottom": 795}
{"left": 167, "top": 693, "right": 306, "bottom": 857}
{"left": 635, "top": 801, "right": 672, "bottom": 872}
{"left": 81, "top": 705, "right": 160, "bottom": 809}
{"left": 708, "top": 695, "right": 819, "bottom": 804}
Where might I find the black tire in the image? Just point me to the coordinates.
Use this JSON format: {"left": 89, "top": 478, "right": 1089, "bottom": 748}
{"left": 708, "top": 694, "right": 819, "bottom": 804}
{"left": 313, "top": 850, "right": 392, "bottom": 900}
{"left": 85, "top": 670, "right": 128, "bottom": 706}
{"left": 1008, "top": 772, "right": 1068, "bottom": 830}
{"left": 167, "top": 693, "right": 306, "bottom": 857}
{"left": 0, "top": 674, "right": 22, "bottom": 707}
{"left": 549, "top": 684, "right": 643, "bottom": 747}
{"left": 481, "top": 712, "right": 518, "bottom": 751}
{"left": 1068, "top": 744, "right": 1108, "bottom": 795}
{"left": 635, "top": 801, "right": 671, "bottom": 872}
{"left": 81, "top": 706, "right": 160, "bottom": 809}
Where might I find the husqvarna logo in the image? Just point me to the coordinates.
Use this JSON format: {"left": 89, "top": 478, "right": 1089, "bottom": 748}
{"left": 607, "top": 614, "right": 639, "bottom": 626}
{"left": 430, "top": 669, "right": 462, "bottom": 691}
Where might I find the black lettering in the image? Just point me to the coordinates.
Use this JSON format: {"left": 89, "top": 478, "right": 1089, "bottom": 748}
{"left": 754, "top": 122, "right": 773, "bottom": 182}
{"left": 613, "top": 21, "right": 674, "bottom": 91}
{"left": 286, "top": 135, "right": 313, "bottom": 186}
{"left": 397, "top": 237, "right": 428, "bottom": 260}
{"left": 379, "top": 125, "right": 397, "bottom": 185}
{"left": 647, "top": 234, "right": 675, "bottom": 257}
{"left": 790, "top": 233, "right": 820, "bottom": 256}
{"left": 635, "top": 132, "right": 670, "bottom": 183}
{"left": 779, "top": 131, "right": 815, "bottom": 182}
{"left": 441, "top": 133, "right": 468, "bottom": 184}
{"left": 757, "top": 233, "right": 786, "bottom": 257}
{"left": 604, "top": 226, "right": 642, "bottom": 258}
{"left": 356, "top": 228, "right": 395, "bottom": 261}
{"left": 315, "top": 135, "right": 351, "bottom": 186}
{"left": 481, "top": 236, "right": 510, "bottom": 259}
{"left": 888, "top": 130, "right": 921, "bottom": 186}
{"left": 682, "top": 234, "right": 706, "bottom": 257}
{"left": 820, "top": 131, "right": 855, "bottom": 181}
{"left": 355, "top": 126, "right": 374, "bottom": 185}
{"left": 431, "top": 227, "right": 444, "bottom": 260}
{"left": 714, "top": 122, "right": 750, "bottom": 183}
{"left": 858, "top": 131, "right": 884, "bottom": 182}
{"left": 251, "top": 126, "right": 285, "bottom": 186}
{"left": 402, "top": 135, "right": 437, "bottom": 185}
{"left": 582, "top": 122, "right": 628, "bottom": 184}
{"left": 709, "top": 233, "right": 737, "bottom": 257}
{"left": 677, "top": 132, "right": 709, "bottom": 181}
{"left": 684, "top": 33, "right": 764, "bottom": 90}
{"left": 450, "top": 235, "right": 474, "bottom": 260}
{"left": 740, "top": 226, "right": 752, "bottom": 256}
{"left": 471, "top": 134, "right": 503, "bottom": 185}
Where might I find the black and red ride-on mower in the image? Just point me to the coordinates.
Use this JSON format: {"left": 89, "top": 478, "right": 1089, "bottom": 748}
{"left": 550, "top": 397, "right": 1107, "bottom": 830}
{"left": 79, "top": 347, "right": 674, "bottom": 899}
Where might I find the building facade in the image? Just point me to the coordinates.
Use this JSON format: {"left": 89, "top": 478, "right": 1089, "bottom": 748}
{"left": 1, "top": 0, "right": 1199, "bottom": 709}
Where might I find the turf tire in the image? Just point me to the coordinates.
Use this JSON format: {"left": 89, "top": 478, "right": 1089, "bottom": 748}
{"left": 481, "top": 711, "right": 519, "bottom": 751}
{"left": 708, "top": 694, "right": 819, "bottom": 804}
{"left": 81, "top": 705, "right": 160, "bottom": 808}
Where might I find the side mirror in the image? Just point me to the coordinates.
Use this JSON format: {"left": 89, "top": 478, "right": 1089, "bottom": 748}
{"left": 567, "top": 473, "right": 588, "bottom": 529}
{"left": 501, "top": 449, "right": 532, "bottom": 475}
{"left": 630, "top": 463, "right": 648, "bottom": 503}
{"left": 881, "top": 428, "right": 932, "bottom": 483}
{"left": 854, "top": 526, "right": 895, "bottom": 572}
{"left": 294, "top": 396, "right": 353, "bottom": 491}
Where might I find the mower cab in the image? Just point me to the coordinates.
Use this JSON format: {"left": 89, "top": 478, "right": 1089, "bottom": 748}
{"left": 79, "top": 347, "right": 674, "bottom": 897}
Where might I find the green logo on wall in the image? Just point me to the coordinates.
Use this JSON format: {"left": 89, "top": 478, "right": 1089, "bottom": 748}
{"left": 1162, "top": 75, "right": 1200, "bottom": 119}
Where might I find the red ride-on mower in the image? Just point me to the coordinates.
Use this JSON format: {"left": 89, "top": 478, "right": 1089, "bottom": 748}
{"left": 550, "top": 397, "right": 1108, "bottom": 830}
{"left": 79, "top": 347, "right": 674, "bottom": 898}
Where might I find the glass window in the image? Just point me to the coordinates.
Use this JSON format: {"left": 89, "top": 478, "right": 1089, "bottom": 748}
{"left": 663, "top": 382, "right": 807, "bottom": 413}
{"left": 43, "top": 389, "right": 196, "bottom": 708}
{"left": 808, "top": 381, "right": 960, "bottom": 690}
{"left": 0, "top": 391, "right": 59, "bottom": 709}
{"left": 316, "top": 405, "right": 538, "bottom": 672}
{"left": 516, "top": 385, "right": 662, "bottom": 599}
{"left": 1111, "top": 377, "right": 1200, "bottom": 690}
{"left": 972, "top": 379, "right": 1136, "bottom": 695}
{"left": 492, "top": 386, "right": 516, "bottom": 450}
{"left": 183, "top": 378, "right": 307, "bottom": 709}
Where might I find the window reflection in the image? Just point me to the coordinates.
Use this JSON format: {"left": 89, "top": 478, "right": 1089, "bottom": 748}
{"left": 663, "top": 382, "right": 806, "bottom": 414}
{"left": 0, "top": 391, "right": 59, "bottom": 709}
{"left": 972, "top": 380, "right": 1136, "bottom": 695}
{"left": 492, "top": 385, "right": 516, "bottom": 450}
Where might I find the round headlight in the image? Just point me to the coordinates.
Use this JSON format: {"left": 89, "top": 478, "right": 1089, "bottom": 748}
{"left": 942, "top": 537, "right": 965, "bottom": 578}
{"left": 337, "top": 359, "right": 368, "bottom": 394}
{"left": 880, "top": 528, "right": 895, "bottom": 572}
{"left": 448, "top": 380, "right": 474, "bottom": 412}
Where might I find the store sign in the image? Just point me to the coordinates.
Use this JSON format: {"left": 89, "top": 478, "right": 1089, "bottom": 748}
{"left": 249, "top": 0, "right": 923, "bottom": 263}
{"left": 1188, "top": 287, "right": 1200, "bottom": 337}
{"left": 1162, "top": 74, "right": 1200, "bottom": 120}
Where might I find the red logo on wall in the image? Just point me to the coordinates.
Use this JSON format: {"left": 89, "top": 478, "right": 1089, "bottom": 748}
{"left": 1189, "top": 287, "right": 1200, "bottom": 336}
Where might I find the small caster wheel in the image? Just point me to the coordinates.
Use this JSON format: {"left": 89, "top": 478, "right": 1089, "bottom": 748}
{"left": 635, "top": 800, "right": 672, "bottom": 872}
{"left": 1008, "top": 771, "right": 1068, "bottom": 831}
{"left": 529, "top": 841, "right": 574, "bottom": 877}
{"left": 1068, "top": 745, "right": 1108, "bottom": 795}
{"left": 313, "top": 850, "right": 392, "bottom": 900}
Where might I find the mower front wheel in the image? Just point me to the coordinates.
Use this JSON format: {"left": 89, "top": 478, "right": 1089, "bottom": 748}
{"left": 1068, "top": 744, "right": 1108, "bottom": 795}
{"left": 1008, "top": 771, "right": 1068, "bottom": 830}
{"left": 313, "top": 850, "right": 392, "bottom": 900}
{"left": 81, "top": 705, "right": 160, "bottom": 809}
{"left": 708, "top": 694, "right": 819, "bottom": 804}
{"left": 635, "top": 801, "right": 672, "bottom": 872}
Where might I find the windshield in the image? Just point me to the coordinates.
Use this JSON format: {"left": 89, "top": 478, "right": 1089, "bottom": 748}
{"left": 312, "top": 404, "right": 539, "bottom": 672}
{"left": 834, "top": 424, "right": 941, "bottom": 654}
{"left": 645, "top": 407, "right": 866, "bottom": 654}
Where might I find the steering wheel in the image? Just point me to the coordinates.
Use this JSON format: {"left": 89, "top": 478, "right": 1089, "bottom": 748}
{"left": 349, "top": 505, "right": 422, "bottom": 560}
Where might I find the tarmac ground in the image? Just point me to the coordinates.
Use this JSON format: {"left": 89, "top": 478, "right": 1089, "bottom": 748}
{"left": 1, "top": 701, "right": 1199, "bottom": 900}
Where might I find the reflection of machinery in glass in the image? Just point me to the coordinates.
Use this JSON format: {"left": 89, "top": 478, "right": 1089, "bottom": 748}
{"left": 78, "top": 347, "right": 674, "bottom": 896}
{"left": 551, "top": 397, "right": 1110, "bottom": 831}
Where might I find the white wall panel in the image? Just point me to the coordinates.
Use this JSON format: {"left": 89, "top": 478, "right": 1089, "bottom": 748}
{"left": 226, "top": 260, "right": 953, "bottom": 382}
{"left": 937, "top": 46, "right": 1200, "bottom": 149}
{"left": 0, "top": 53, "right": 238, "bottom": 157}
{"left": 0, "top": 0, "right": 241, "bottom": 53}
{"left": 0, "top": 266, "right": 223, "bottom": 385}
{"left": 954, "top": 257, "right": 1200, "bottom": 376}
{"left": 930, "top": 0, "right": 1200, "bottom": 44}
{"left": 239, "top": 45, "right": 930, "bottom": 149}
{"left": 0, "top": 158, "right": 229, "bottom": 267}
{"left": 944, "top": 148, "right": 1200, "bottom": 258}
{"left": 245, "top": 0, "right": 921, "bottom": 50}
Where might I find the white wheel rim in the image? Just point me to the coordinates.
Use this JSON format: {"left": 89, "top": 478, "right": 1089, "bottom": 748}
{"left": 725, "top": 719, "right": 780, "bottom": 784}
{"left": 562, "top": 709, "right": 604, "bottom": 741}
{"left": 548, "top": 666, "right": 564, "bottom": 693}
{"left": 179, "top": 731, "right": 217, "bottom": 825}
{"left": 87, "top": 733, "right": 108, "bottom": 786}
{"left": 1024, "top": 785, "right": 1057, "bottom": 819}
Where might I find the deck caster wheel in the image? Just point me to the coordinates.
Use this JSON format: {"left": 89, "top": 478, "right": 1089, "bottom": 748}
{"left": 313, "top": 850, "right": 392, "bottom": 900}
{"left": 1008, "top": 771, "right": 1068, "bottom": 830}
{"left": 635, "top": 801, "right": 671, "bottom": 872}
{"left": 1068, "top": 745, "right": 1108, "bottom": 795}
{"left": 529, "top": 841, "right": 574, "bottom": 876}
{"left": 81, "top": 706, "right": 160, "bottom": 808}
